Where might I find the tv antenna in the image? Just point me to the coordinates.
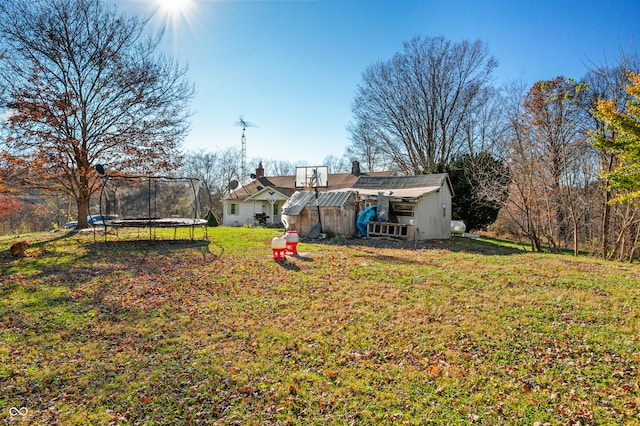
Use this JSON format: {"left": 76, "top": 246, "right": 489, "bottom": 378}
{"left": 234, "top": 116, "right": 258, "bottom": 182}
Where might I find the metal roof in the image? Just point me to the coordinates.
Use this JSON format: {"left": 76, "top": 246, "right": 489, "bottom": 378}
{"left": 349, "top": 186, "right": 441, "bottom": 199}
{"left": 352, "top": 173, "right": 449, "bottom": 189}
{"left": 223, "top": 170, "right": 394, "bottom": 201}
{"left": 349, "top": 173, "right": 454, "bottom": 198}
{"left": 282, "top": 191, "right": 355, "bottom": 216}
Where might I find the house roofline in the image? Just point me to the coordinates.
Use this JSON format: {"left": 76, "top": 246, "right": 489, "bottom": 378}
{"left": 245, "top": 186, "right": 290, "bottom": 200}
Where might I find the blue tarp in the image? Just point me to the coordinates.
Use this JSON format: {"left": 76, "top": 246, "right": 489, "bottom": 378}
{"left": 356, "top": 205, "right": 377, "bottom": 237}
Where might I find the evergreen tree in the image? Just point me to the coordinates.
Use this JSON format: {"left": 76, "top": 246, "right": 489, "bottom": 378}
{"left": 437, "top": 152, "right": 509, "bottom": 231}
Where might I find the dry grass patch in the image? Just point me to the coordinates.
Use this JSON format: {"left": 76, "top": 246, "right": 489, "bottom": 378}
{"left": 1, "top": 228, "right": 639, "bottom": 424}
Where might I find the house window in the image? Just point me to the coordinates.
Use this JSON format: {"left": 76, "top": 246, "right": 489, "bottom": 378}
{"left": 228, "top": 203, "right": 238, "bottom": 215}
{"left": 392, "top": 203, "right": 414, "bottom": 217}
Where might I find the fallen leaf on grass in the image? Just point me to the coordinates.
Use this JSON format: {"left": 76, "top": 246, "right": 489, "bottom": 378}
{"left": 427, "top": 364, "right": 440, "bottom": 376}
{"left": 325, "top": 369, "right": 337, "bottom": 378}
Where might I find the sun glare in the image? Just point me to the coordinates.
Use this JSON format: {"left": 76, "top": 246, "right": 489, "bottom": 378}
{"left": 150, "top": 0, "right": 199, "bottom": 49}
{"left": 157, "top": 0, "right": 194, "bottom": 17}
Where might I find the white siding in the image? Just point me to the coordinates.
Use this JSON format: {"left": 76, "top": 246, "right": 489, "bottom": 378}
{"left": 222, "top": 201, "right": 254, "bottom": 226}
{"left": 222, "top": 199, "right": 286, "bottom": 227}
{"left": 413, "top": 186, "right": 452, "bottom": 240}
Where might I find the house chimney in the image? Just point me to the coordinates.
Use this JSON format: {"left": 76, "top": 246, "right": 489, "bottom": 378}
{"left": 255, "top": 162, "right": 264, "bottom": 179}
{"left": 351, "top": 160, "right": 361, "bottom": 176}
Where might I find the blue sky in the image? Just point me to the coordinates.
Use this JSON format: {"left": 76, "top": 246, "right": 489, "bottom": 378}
{"left": 116, "top": 0, "right": 638, "bottom": 168}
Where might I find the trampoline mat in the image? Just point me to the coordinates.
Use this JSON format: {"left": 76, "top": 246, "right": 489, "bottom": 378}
{"left": 104, "top": 218, "right": 208, "bottom": 228}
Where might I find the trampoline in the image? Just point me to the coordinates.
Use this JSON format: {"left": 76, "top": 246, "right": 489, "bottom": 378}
{"left": 95, "top": 174, "right": 208, "bottom": 241}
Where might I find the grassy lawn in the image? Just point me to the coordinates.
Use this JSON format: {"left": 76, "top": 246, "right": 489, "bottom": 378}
{"left": 1, "top": 227, "right": 639, "bottom": 425}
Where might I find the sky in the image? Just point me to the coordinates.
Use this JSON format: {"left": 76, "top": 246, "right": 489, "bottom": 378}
{"left": 115, "top": 0, "right": 638, "bottom": 170}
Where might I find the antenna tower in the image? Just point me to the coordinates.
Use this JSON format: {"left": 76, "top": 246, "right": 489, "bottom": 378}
{"left": 234, "top": 116, "right": 257, "bottom": 182}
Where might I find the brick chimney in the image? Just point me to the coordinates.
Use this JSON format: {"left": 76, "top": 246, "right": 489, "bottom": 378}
{"left": 255, "top": 162, "right": 264, "bottom": 179}
{"left": 351, "top": 160, "right": 361, "bottom": 176}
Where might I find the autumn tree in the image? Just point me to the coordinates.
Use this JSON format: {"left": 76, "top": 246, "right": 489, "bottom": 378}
{"left": 582, "top": 53, "right": 640, "bottom": 258}
{"left": 591, "top": 72, "right": 640, "bottom": 260}
{"left": 349, "top": 36, "right": 498, "bottom": 174}
{"left": 495, "top": 80, "right": 546, "bottom": 251}
{"left": 509, "top": 77, "right": 591, "bottom": 253}
{"left": 0, "top": 0, "right": 194, "bottom": 229}
{"left": 592, "top": 73, "right": 640, "bottom": 201}
{"left": 0, "top": 194, "right": 29, "bottom": 233}
{"left": 582, "top": 66, "right": 629, "bottom": 256}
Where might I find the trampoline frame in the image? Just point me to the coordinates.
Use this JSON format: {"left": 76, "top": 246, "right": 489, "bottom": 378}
{"left": 95, "top": 174, "right": 209, "bottom": 241}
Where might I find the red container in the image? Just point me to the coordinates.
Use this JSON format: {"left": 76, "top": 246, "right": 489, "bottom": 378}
{"left": 285, "top": 231, "right": 299, "bottom": 256}
{"left": 271, "top": 235, "right": 287, "bottom": 262}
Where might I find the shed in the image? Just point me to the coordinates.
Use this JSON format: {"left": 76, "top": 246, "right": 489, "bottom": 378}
{"left": 281, "top": 190, "right": 358, "bottom": 238}
{"left": 350, "top": 174, "right": 454, "bottom": 240}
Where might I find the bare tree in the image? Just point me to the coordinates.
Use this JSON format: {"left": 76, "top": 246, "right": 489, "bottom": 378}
{"left": 521, "top": 77, "right": 591, "bottom": 252}
{"left": 0, "top": 0, "right": 194, "bottom": 228}
{"left": 322, "top": 155, "right": 351, "bottom": 174}
{"left": 181, "top": 149, "right": 220, "bottom": 211}
{"left": 460, "top": 86, "right": 507, "bottom": 156}
{"left": 249, "top": 158, "right": 296, "bottom": 177}
{"left": 181, "top": 147, "right": 242, "bottom": 220}
{"left": 269, "top": 160, "right": 297, "bottom": 177}
{"left": 499, "top": 80, "right": 545, "bottom": 251}
{"left": 345, "top": 120, "right": 387, "bottom": 172}
{"left": 494, "top": 78, "right": 593, "bottom": 253}
{"left": 349, "top": 36, "right": 498, "bottom": 174}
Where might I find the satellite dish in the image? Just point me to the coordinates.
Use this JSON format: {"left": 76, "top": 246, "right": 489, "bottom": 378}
{"left": 229, "top": 180, "right": 239, "bottom": 190}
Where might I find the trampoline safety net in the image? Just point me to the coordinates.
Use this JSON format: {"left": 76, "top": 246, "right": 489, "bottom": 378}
{"left": 97, "top": 175, "right": 208, "bottom": 238}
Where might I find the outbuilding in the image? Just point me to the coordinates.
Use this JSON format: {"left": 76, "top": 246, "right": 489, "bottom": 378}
{"left": 281, "top": 190, "right": 359, "bottom": 238}
{"left": 350, "top": 173, "right": 454, "bottom": 240}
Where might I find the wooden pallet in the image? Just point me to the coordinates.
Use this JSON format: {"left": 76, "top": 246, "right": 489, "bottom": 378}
{"left": 367, "top": 221, "right": 414, "bottom": 241}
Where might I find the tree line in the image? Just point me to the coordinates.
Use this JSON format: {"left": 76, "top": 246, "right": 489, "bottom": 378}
{"left": 347, "top": 36, "right": 640, "bottom": 260}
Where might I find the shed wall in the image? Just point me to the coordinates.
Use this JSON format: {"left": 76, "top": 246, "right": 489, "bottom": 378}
{"left": 294, "top": 206, "right": 357, "bottom": 238}
{"left": 413, "top": 186, "right": 452, "bottom": 239}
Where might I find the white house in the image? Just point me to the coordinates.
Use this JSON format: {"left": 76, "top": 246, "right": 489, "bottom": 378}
{"left": 221, "top": 169, "right": 293, "bottom": 227}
